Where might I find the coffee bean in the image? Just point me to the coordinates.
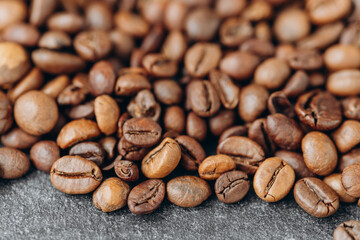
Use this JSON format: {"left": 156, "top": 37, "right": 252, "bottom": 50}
{"left": 267, "top": 91, "right": 295, "bottom": 118}
{"left": 215, "top": 170, "right": 249, "bottom": 203}
{"left": 254, "top": 58, "right": 290, "bottom": 90}
{"left": 306, "top": 0, "right": 352, "bottom": 25}
{"left": 115, "top": 69, "right": 151, "bottom": 96}
{"left": 38, "top": 30, "right": 72, "bottom": 50}
{"left": 288, "top": 49, "right": 323, "bottom": 70}
{"left": 117, "top": 112, "right": 131, "bottom": 139}
{"left": 175, "top": 135, "right": 206, "bottom": 171}
{"left": 275, "top": 43, "right": 296, "bottom": 61}
{"left": 114, "top": 11, "right": 149, "bottom": 37}
{"left": 66, "top": 101, "right": 94, "bottom": 120}
{"left": 185, "top": 7, "right": 219, "bottom": 41}
{"left": 50, "top": 155, "right": 103, "bottom": 194}
{"left": 342, "top": 97, "right": 360, "bottom": 120}
{"left": 99, "top": 136, "right": 116, "bottom": 161}
{"left": 85, "top": 1, "right": 112, "bottom": 31}
{"left": 302, "top": 131, "right": 337, "bottom": 176}
{"left": 128, "top": 179, "right": 165, "bottom": 214}
{"left": 114, "top": 159, "right": 139, "bottom": 182}
{"left": 47, "top": 12, "right": 85, "bottom": 33}
{"left": 140, "top": 24, "right": 164, "bottom": 53}
{"left": 324, "top": 44, "right": 360, "bottom": 71}
{"left": 216, "top": 0, "right": 246, "bottom": 18}
{"left": 153, "top": 79, "right": 183, "bottom": 105}
{"left": 240, "top": 38, "right": 275, "bottom": 58}
{"left": 162, "top": 30, "right": 187, "bottom": 61}
{"left": 342, "top": 162, "right": 360, "bottom": 198}
{"left": 253, "top": 157, "right": 295, "bottom": 202}
{"left": 274, "top": 150, "right": 315, "bottom": 179}
{"left": 0, "top": 147, "right": 30, "bottom": 179}
{"left": 341, "top": 23, "right": 360, "bottom": 48}
{"left": 217, "top": 136, "right": 265, "bottom": 175}
{"left": 127, "top": 90, "right": 161, "bottom": 122}
{"left": 1, "top": 128, "right": 40, "bottom": 149}
{"left": 123, "top": 117, "right": 161, "bottom": 147}
{"left": 118, "top": 137, "right": 149, "bottom": 161}
{"left": 89, "top": 61, "right": 116, "bottom": 96}
{"left": 30, "top": 0, "right": 57, "bottom": 26}
{"left": 293, "top": 177, "right": 339, "bottom": 218}
{"left": 327, "top": 69, "right": 360, "bottom": 96}
{"left": 248, "top": 118, "right": 276, "bottom": 155}
{"left": 199, "top": 154, "right": 236, "bottom": 180}
{"left": 0, "top": 1, "right": 26, "bottom": 30}
{"left": 308, "top": 72, "right": 325, "bottom": 88}
{"left": 186, "top": 112, "right": 207, "bottom": 142}
{"left": 94, "top": 95, "right": 120, "bottom": 135}
{"left": 164, "top": 106, "right": 185, "bottom": 134}
{"left": 254, "top": 22, "right": 272, "bottom": 41}
{"left": 109, "top": 30, "right": 135, "bottom": 60}
{"left": 69, "top": 142, "right": 105, "bottom": 166}
{"left": 332, "top": 120, "right": 360, "bottom": 153}
{"left": 209, "top": 110, "right": 235, "bottom": 136}
{"left": 2, "top": 23, "right": 40, "bottom": 47}
{"left": 333, "top": 221, "right": 360, "bottom": 240}
{"left": 93, "top": 177, "right": 130, "bottom": 212}
{"left": 167, "top": 175, "right": 211, "bottom": 207}
{"left": 219, "top": 17, "right": 253, "bottom": 47}
{"left": 219, "top": 125, "right": 248, "bottom": 143}
{"left": 74, "top": 30, "right": 112, "bottom": 61}
{"left": 220, "top": 51, "right": 260, "bottom": 80}
{"left": 339, "top": 148, "right": 360, "bottom": 172}
{"left": 163, "top": 1, "right": 187, "bottom": 30}
{"left": 30, "top": 140, "right": 60, "bottom": 173}
{"left": 323, "top": 173, "right": 357, "bottom": 203}
{"left": 282, "top": 71, "right": 309, "bottom": 98}
{"left": 188, "top": 80, "right": 220, "bottom": 117}
{"left": 57, "top": 83, "right": 88, "bottom": 106}
{"left": 0, "top": 91, "right": 13, "bottom": 134}
{"left": 142, "top": 53, "right": 178, "bottom": 77}
{"left": 238, "top": 84, "right": 269, "bottom": 122}
{"left": 141, "top": 137, "right": 181, "bottom": 178}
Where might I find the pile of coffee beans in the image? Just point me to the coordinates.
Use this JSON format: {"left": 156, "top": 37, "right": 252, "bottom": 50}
{"left": 0, "top": 0, "right": 359, "bottom": 236}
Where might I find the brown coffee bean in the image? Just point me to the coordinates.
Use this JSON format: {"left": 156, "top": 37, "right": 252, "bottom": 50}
{"left": 254, "top": 22, "right": 272, "bottom": 41}
{"left": 342, "top": 97, "right": 360, "bottom": 120}
{"left": 66, "top": 101, "right": 94, "bottom": 120}
{"left": 57, "top": 119, "right": 101, "bottom": 149}
{"left": 209, "top": 70, "right": 239, "bottom": 109}
{"left": 42, "top": 75, "right": 70, "bottom": 99}
{"left": 185, "top": 7, "right": 219, "bottom": 41}
{"left": 332, "top": 120, "right": 360, "bottom": 153}
{"left": 254, "top": 157, "right": 295, "bottom": 202}
{"left": 1, "top": 127, "right": 40, "bottom": 149}
{"left": 74, "top": 30, "right": 112, "bottom": 61}
{"left": 7, "top": 68, "right": 44, "bottom": 103}
{"left": 0, "top": 42, "right": 30, "bottom": 86}
{"left": 109, "top": 30, "right": 135, "bottom": 60}
{"left": 254, "top": 58, "right": 290, "bottom": 90}
{"left": 342, "top": 163, "right": 360, "bottom": 198}
{"left": 0, "top": 1, "right": 26, "bottom": 30}
{"left": 324, "top": 173, "right": 357, "bottom": 203}
{"left": 85, "top": 1, "right": 112, "bottom": 31}
{"left": 47, "top": 12, "right": 85, "bottom": 34}
{"left": 333, "top": 221, "right": 360, "bottom": 240}
{"left": 114, "top": 159, "right": 139, "bottom": 182}
{"left": 93, "top": 177, "right": 130, "bottom": 212}
{"left": 220, "top": 51, "right": 260, "bottom": 80}
{"left": 2, "top": 23, "right": 40, "bottom": 47}
{"left": 117, "top": 112, "right": 131, "bottom": 139}
{"left": 141, "top": 137, "right": 181, "bottom": 178}
{"left": 0, "top": 91, "right": 12, "bottom": 134}
{"left": 219, "top": 125, "right": 248, "bottom": 143}
{"left": 142, "top": 53, "right": 178, "bottom": 77}
{"left": 57, "top": 83, "right": 88, "bottom": 106}
{"left": 240, "top": 39, "right": 275, "bottom": 58}
{"left": 309, "top": 72, "right": 325, "bottom": 88}
{"left": 88, "top": 61, "right": 116, "bottom": 96}
{"left": 69, "top": 142, "right": 105, "bottom": 166}
{"left": 266, "top": 114, "right": 303, "bottom": 150}
{"left": 274, "top": 150, "right": 315, "bottom": 179}
{"left": 163, "top": 1, "right": 187, "bottom": 30}
{"left": 94, "top": 95, "right": 120, "bottom": 135}
{"left": 175, "top": 135, "right": 206, "bottom": 171}
{"left": 275, "top": 43, "right": 296, "bottom": 61}
{"left": 38, "top": 30, "right": 72, "bottom": 50}
{"left": 32, "top": 49, "right": 86, "bottom": 74}
{"left": 114, "top": 11, "right": 149, "bottom": 37}
{"left": 238, "top": 84, "right": 269, "bottom": 122}
{"left": 138, "top": 0, "right": 167, "bottom": 24}
{"left": 123, "top": 117, "right": 162, "bottom": 147}
{"left": 0, "top": 147, "right": 30, "bottom": 179}
{"left": 29, "top": 0, "right": 57, "bottom": 26}
{"left": 186, "top": 112, "right": 207, "bottom": 142}
{"left": 115, "top": 70, "right": 151, "bottom": 97}
{"left": 302, "top": 131, "right": 337, "bottom": 176}
{"left": 99, "top": 137, "right": 116, "bottom": 161}
{"left": 220, "top": 17, "right": 253, "bottom": 47}
{"left": 162, "top": 30, "right": 187, "bottom": 61}
{"left": 243, "top": 1, "right": 272, "bottom": 21}
{"left": 14, "top": 90, "right": 58, "bottom": 136}
{"left": 209, "top": 110, "right": 235, "bottom": 136}
{"left": 339, "top": 148, "right": 360, "bottom": 172}
{"left": 128, "top": 179, "right": 165, "bottom": 214}
{"left": 248, "top": 118, "right": 276, "bottom": 155}
{"left": 30, "top": 140, "right": 60, "bottom": 173}
{"left": 50, "top": 155, "right": 103, "bottom": 194}
{"left": 127, "top": 90, "right": 161, "bottom": 122}
{"left": 217, "top": 136, "right": 265, "bottom": 175}
{"left": 140, "top": 24, "right": 164, "bottom": 53}
{"left": 287, "top": 49, "right": 323, "bottom": 70}
{"left": 118, "top": 137, "right": 149, "bottom": 161}
{"left": 215, "top": 170, "right": 249, "bottom": 203}
{"left": 215, "top": 0, "right": 246, "bottom": 18}
{"left": 162, "top": 130, "right": 180, "bottom": 140}
{"left": 199, "top": 154, "right": 236, "bottom": 180}
{"left": 306, "top": 0, "right": 352, "bottom": 25}
{"left": 167, "top": 175, "right": 211, "bottom": 207}
{"left": 282, "top": 71, "right": 309, "bottom": 98}
{"left": 341, "top": 23, "right": 360, "bottom": 48}
{"left": 324, "top": 44, "right": 360, "bottom": 71}
{"left": 267, "top": 91, "right": 295, "bottom": 118}
{"left": 164, "top": 106, "right": 185, "bottom": 134}
{"left": 153, "top": 79, "right": 183, "bottom": 105}
{"left": 327, "top": 69, "right": 360, "bottom": 96}
{"left": 188, "top": 80, "right": 220, "bottom": 117}
{"left": 294, "top": 177, "right": 339, "bottom": 218}
{"left": 295, "top": 90, "right": 342, "bottom": 131}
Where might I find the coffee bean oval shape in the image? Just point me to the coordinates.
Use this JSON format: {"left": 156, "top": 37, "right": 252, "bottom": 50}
{"left": 288, "top": 49, "right": 323, "bottom": 70}
{"left": 57, "top": 119, "right": 101, "bottom": 149}
{"left": 215, "top": 170, "right": 249, "bottom": 203}
{"left": 2, "top": 23, "right": 40, "bottom": 47}
{"left": 323, "top": 173, "right": 357, "bottom": 203}
{"left": 47, "top": 12, "right": 85, "bottom": 33}
{"left": 324, "top": 44, "right": 360, "bottom": 71}
{"left": 342, "top": 162, "right": 360, "bottom": 198}
{"left": 0, "top": 147, "right": 30, "bottom": 179}
{"left": 293, "top": 177, "right": 339, "bottom": 218}
{"left": 274, "top": 150, "right": 315, "bottom": 179}
{"left": 302, "top": 131, "right": 337, "bottom": 176}
{"left": 38, "top": 30, "right": 72, "bottom": 50}
{"left": 69, "top": 142, "right": 105, "bottom": 166}
{"left": 114, "top": 159, "right": 139, "bottom": 182}
{"left": 153, "top": 79, "right": 183, "bottom": 105}
{"left": 115, "top": 72, "right": 151, "bottom": 97}
{"left": 332, "top": 120, "right": 360, "bottom": 153}
{"left": 128, "top": 179, "right": 165, "bottom": 215}
{"left": 254, "top": 58, "right": 291, "bottom": 90}
{"left": 118, "top": 137, "right": 149, "bottom": 161}
{"left": 342, "top": 97, "right": 360, "bottom": 120}
{"left": 30, "top": 140, "right": 60, "bottom": 173}
{"left": 333, "top": 221, "right": 360, "bottom": 240}
{"left": 339, "top": 148, "right": 360, "bottom": 172}
{"left": 219, "top": 51, "right": 260, "bottom": 80}
{"left": 89, "top": 61, "right": 116, "bottom": 96}
{"left": 267, "top": 91, "right": 295, "bottom": 118}
{"left": 0, "top": 1, "right": 26, "bottom": 30}
{"left": 175, "top": 135, "right": 206, "bottom": 171}
{"left": 198, "top": 154, "right": 236, "bottom": 180}
{"left": 219, "top": 125, "right": 248, "bottom": 143}
{"left": 327, "top": 69, "right": 360, "bottom": 96}
{"left": 14, "top": 90, "right": 58, "bottom": 136}
{"left": 217, "top": 136, "right": 265, "bottom": 175}
{"left": 142, "top": 53, "right": 178, "bottom": 77}
{"left": 306, "top": 0, "right": 352, "bottom": 25}
{"left": 141, "top": 137, "right": 181, "bottom": 179}
{"left": 123, "top": 117, "right": 162, "bottom": 148}
{"left": 94, "top": 95, "right": 120, "bottom": 136}
{"left": 50, "top": 155, "right": 103, "bottom": 194}
{"left": 74, "top": 30, "right": 112, "bottom": 61}
{"left": 186, "top": 112, "right": 207, "bottom": 142}
{"left": 0, "top": 91, "right": 13, "bottom": 134}
{"left": 220, "top": 17, "right": 253, "bottom": 47}
{"left": 93, "top": 177, "right": 130, "bottom": 212}
{"left": 253, "top": 157, "right": 295, "bottom": 202}
{"left": 167, "top": 175, "right": 211, "bottom": 208}
{"left": 1, "top": 127, "right": 40, "bottom": 149}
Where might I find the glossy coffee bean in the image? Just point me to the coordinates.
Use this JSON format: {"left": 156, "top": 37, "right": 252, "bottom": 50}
{"left": 342, "top": 97, "right": 360, "bottom": 120}
{"left": 240, "top": 39, "right": 275, "bottom": 58}
{"left": 167, "top": 175, "right": 211, "bottom": 207}
{"left": 175, "top": 135, "right": 206, "bottom": 172}
{"left": 274, "top": 151, "right": 315, "bottom": 179}
{"left": 294, "top": 177, "right": 339, "bottom": 218}
{"left": 50, "top": 155, "right": 103, "bottom": 194}
{"left": 185, "top": 7, "right": 219, "bottom": 41}
{"left": 0, "top": 91, "right": 13, "bottom": 134}
{"left": 306, "top": 0, "right": 352, "bottom": 25}
{"left": 128, "top": 179, "right": 165, "bottom": 214}
{"left": 220, "top": 17, "right": 253, "bottom": 47}
{"left": 74, "top": 30, "right": 112, "bottom": 61}
{"left": 153, "top": 79, "right": 182, "bottom": 105}
{"left": 164, "top": 106, "right": 185, "bottom": 134}
{"left": 188, "top": 80, "right": 220, "bottom": 117}
{"left": 219, "top": 125, "right": 248, "bottom": 143}
{"left": 209, "top": 110, "right": 235, "bottom": 136}
{"left": 323, "top": 173, "right": 357, "bottom": 203}
{"left": 267, "top": 91, "right": 295, "bottom": 118}
{"left": 254, "top": 58, "right": 290, "bottom": 90}
{"left": 93, "top": 177, "right": 130, "bottom": 212}
{"left": 66, "top": 101, "right": 94, "bottom": 120}
{"left": 248, "top": 118, "right": 276, "bottom": 155}
{"left": 1, "top": 127, "right": 40, "bottom": 149}
{"left": 162, "top": 30, "right": 187, "bottom": 61}
{"left": 220, "top": 51, "right": 260, "bottom": 80}
{"left": 216, "top": 0, "right": 246, "bottom": 18}
{"left": 324, "top": 44, "right": 360, "bottom": 71}
{"left": 99, "top": 137, "right": 116, "bottom": 161}
{"left": 287, "top": 49, "right": 323, "bottom": 70}
{"left": 29, "top": 0, "right": 57, "bottom": 26}
{"left": 0, "top": 147, "right": 30, "bottom": 179}
{"left": 127, "top": 90, "right": 161, "bottom": 121}
{"left": 115, "top": 69, "right": 151, "bottom": 96}
{"left": 327, "top": 69, "right": 360, "bottom": 97}
{"left": 47, "top": 12, "right": 85, "bottom": 34}
{"left": 342, "top": 163, "right": 360, "bottom": 198}
{"left": 186, "top": 112, "right": 207, "bottom": 142}
{"left": 89, "top": 61, "right": 116, "bottom": 96}
{"left": 142, "top": 53, "right": 178, "bottom": 77}
{"left": 114, "top": 11, "right": 149, "bottom": 37}
{"left": 198, "top": 154, "right": 236, "bottom": 180}
{"left": 94, "top": 95, "right": 120, "bottom": 135}
{"left": 2, "top": 23, "right": 40, "bottom": 47}
{"left": 114, "top": 159, "right": 139, "bottom": 182}
{"left": 282, "top": 71, "right": 309, "bottom": 98}
{"left": 123, "top": 117, "right": 162, "bottom": 147}
{"left": 333, "top": 221, "right": 360, "bottom": 240}
{"left": 215, "top": 170, "right": 249, "bottom": 203}
{"left": 332, "top": 120, "right": 360, "bottom": 153}
{"left": 0, "top": 1, "right": 27, "bottom": 30}
{"left": 141, "top": 137, "right": 181, "bottom": 179}
{"left": 339, "top": 148, "right": 360, "bottom": 172}
{"left": 117, "top": 112, "right": 131, "bottom": 139}
{"left": 85, "top": 1, "right": 112, "bottom": 31}
{"left": 254, "top": 157, "right": 295, "bottom": 202}
{"left": 38, "top": 31, "right": 72, "bottom": 50}
{"left": 118, "top": 137, "right": 149, "bottom": 161}
{"left": 69, "top": 142, "right": 105, "bottom": 166}
{"left": 30, "top": 140, "right": 60, "bottom": 173}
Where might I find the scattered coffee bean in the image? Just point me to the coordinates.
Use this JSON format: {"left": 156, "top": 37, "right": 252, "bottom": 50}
{"left": 341, "top": 163, "right": 360, "bottom": 198}
{"left": 333, "top": 220, "right": 360, "bottom": 240}
{"left": 0, "top": 147, "right": 30, "bottom": 179}
{"left": 30, "top": 140, "right": 60, "bottom": 172}
{"left": 114, "top": 159, "right": 139, "bottom": 182}
{"left": 215, "top": 170, "right": 249, "bottom": 203}
{"left": 198, "top": 154, "right": 236, "bottom": 180}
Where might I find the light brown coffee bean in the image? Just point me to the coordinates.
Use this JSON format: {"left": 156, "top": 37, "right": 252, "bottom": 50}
{"left": 162, "top": 31, "right": 187, "bottom": 61}
{"left": 219, "top": 17, "right": 253, "bottom": 47}
{"left": 327, "top": 69, "right": 360, "bottom": 96}
{"left": 164, "top": 106, "right": 185, "bottom": 134}
{"left": 30, "top": 0, "right": 57, "bottom": 26}
{"left": 38, "top": 30, "right": 72, "bottom": 50}
{"left": 238, "top": 84, "right": 269, "bottom": 122}
{"left": 332, "top": 120, "right": 360, "bottom": 153}
{"left": 41, "top": 75, "right": 70, "bottom": 99}
{"left": 185, "top": 7, "right": 219, "bottom": 41}
{"left": 142, "top": 53, "right": 178, "bottom": 77}
{"left": 254, "top": 58, "right": 290, "bottom": 89}
{"left": 220, "top": 51, "right": 260, "bottom": 80}
{"left": 198, "top": 154, "right": 236, "bottom": 180}
{"left": 94, "top": 95, "right": 120, "bottom": 135}
{"left": 324, "top": 44, "right": 360, "bottom": 71}
{"left": 1, "top": 128, "right": 40, "bottom": 149}
{"left": 342, "top": 162, "right": 360, "bottom": 198}
{"left": 0, "top": 147, "right": 30, "bottom": 179}
{"left": 186, "top": 112, "right": 207, "bottom": 142}
{"left": 114, "top": 11, "right": 149, "bottom": 37}
{"left": 306, "top": 0, "right": 352, "bottom": 25}
{"left": 0, "top": 91, "right": 12, "bottom": 134}
{"left": 2, "top": 23, "right": 40, "bottom": 47}
{"left": 323, "top": 173, "right": 357, "bottom": 203}
{"left": 47, "top": 12, "right": 85, "bottom": 33}
{"left": 30, "top": 140, "right": 60, "bottom": 173}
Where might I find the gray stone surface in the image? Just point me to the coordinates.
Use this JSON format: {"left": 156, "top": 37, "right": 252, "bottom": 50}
{"left": 0, "top": 166, "right": 358, "bottom": 240}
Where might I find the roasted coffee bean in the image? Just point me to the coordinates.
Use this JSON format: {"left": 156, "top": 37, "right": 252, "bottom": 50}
{"left": 153, "top": 79, "right": 182, "bottom": 105}
{"left": 332, "top": 120, "right": 360, "bottom": 153}
{"left": 302, "top": 131, "right": 337, "bottom": 176}
{"left": 275, "top": 43, "right": 296, "bottom": 61}
{"left": 324, "top": 44, "right": 360, "bottom": 71}
{"left": 254, "top": 157, "right": 295, "bottom": 202}
{"left": 198, "top": 154, "right": 236, "bottom": 180}
{"left": 94, "top": 95, "right": 120, "bottom": 135}
{"left": 163, "top": 1, "right": 187, "bottom": 30}
{"left": 2, "top": 23, "right": 40, "bottom": 47}
{"left": 50, "top": 155, "right": 103, "bottom": 194}
{"left": 167, "top": 175, "right": 211, "bottom": 207}
{"left": 57, "top": 119, "right": 101, "bottom": 149}
{"left": 267, "top": 91, "right": 295, "bottom": 118}
{"left": 30, "top": 140, "right": 60, "bottom": 173}
{"left": 295, "top": 90, "right": 342, "bottom": 131}
{"left": 215, "top": 170, "right": 249, "bottom": 203}
{"left": 254, "top": 22, "right": 272, "bottom": 41}
{"left": 217, "top": 136, "right": 265, "bottom": 175}
{"left": 209, "top": 70, "right": 239, "bottom": 110}
{"left": 209, "top": 110, "right": 235, "bottom": 136}
{"left": 185, "top": 7, "right": 219, "bottom": 41}
{"left": 127, "top": 89, "right": 161, "bottom": 122}
{"left": 219, "top": 17, "right": 253, "bottom": 47}
{"left": 0, "top": 91, "right": 13, "bottom": 134}
{"left": 140, "top": 24, "right": 164, "bottom": 53}
{"left": 309, "top": 72, "right": 325, "bottom": 88}
{"left": 114, "top": 11, "right": 149, "bottom": 37}
{"left": 164, "top": 106, "right": 185, "bottom": 134}
{"left": 248, "top": 118, "right": 276, "bottom": 155}
{"left": 114, "top": 159, "right": 139, "bottom": 182}
{"left": 141, "top": 137, "right": 181, "bottom": 178}
{"left": 186, "top": 112, "right": 207, "bottom": 142}
{"left": 342, "top": 163, "right": 360, "bottom": 198}
{"left": 115, "top": 69, "right": 151, "bottom": 97}
{"left": 57, "top": 83, "right": 88, "bottom": 106}
{"left": 142, "top": 53, "right": 178, "bottom": 77}
{"left": 29, "top": 0, "right": 57, "bottom": 26}
{"left": 117, "top": 112, "right": 131, "bottom": 139}
{"left": 74, "top": 30, "right": 112, "bottom": 61}
{"left": 274, "top": 150, "right": 315, "bottom": 179}
{"left": 47, "top": 12, "right": 85, "bottom": 33}
{"left": 287, "top": 49, "right": 323, "bottom": 70}
{"left": 14, "top": 90, "right": 58, "bottom": 136}
{"left": 339, "top": 148, "right": 360, "bottom": 172}
{"left": 38, "top": 31, "right": 72, "bottom": 50}
{"left": 0, "top": 1, "right": 27, "bottom": 30}
{"left": 220, "top": 51, "right": 260, "bottom": 80}
{"left": 188, "top": 80, "right": 220, "bottom": 117}
{"left": 333, "top": 221, "right": 360, "bottom": 240}
{"left": 85, "top": 1, "right": 113, "bottom": 31}
{"left": 69, "top": 142, "right": 105, "bottom": 166}
{"left": 175, "top": 135, "right": 206, "bottom": 171}
{"left": 162, "top": 30, "right": 187, "bottom": 61}
{"left": 294, "top": 177, "right": 339, "bottom": 218}
{"left": 0, "top": 147, "right": 30, "bottom": 179}
{"left": 282, "top": 71, "right": 309, "bottom": 98}
{"left": 341, "top": 23, "right": 360, "bottom": 47}
{"left": 93, "top": 177, "right": 130, "bottom": 212}
{"left": 118, "top": 137, "right": 148, "bottom": 161}
{"left": 216, "top": 0, "right": 246, "bottom": 18}
{"left": 99, "top": 136, "right": 116, "bottom": 160}
{"left": 327, "top": 69, "right": 360, "bottom": 97}
{"left": 128, "top": 179, "right": 165, "bottom": 214}
{"left": 342, "top": 97, "right": 360, "bottom": 120}
{"left": 89, "top": 61, "right": 116, "bottom": 96}
{"left": 1, "top": 127, "right": 40, "bottom": 149}
{"left": 323, "top": 173, "right": 357, "bottom": 203}
{"left": 109, "top": 30, "right": 135, "bottom": 60}
{"left": 123, "top": 117, "right": 161, "bottom": 147}
{"left": 219, "top": 125, "right": 248, "bottom": 143}
{"left": 254, "top": 58, "right": 290, "bottom": 90}
{"left": 66, "top": 101, "right": 94, "bottom": 120}
{"left": 306, "top": 0, "right": 352, "bottom": 25}
{"left": 240, "top": 39, "right": 275, "bottom": 58}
